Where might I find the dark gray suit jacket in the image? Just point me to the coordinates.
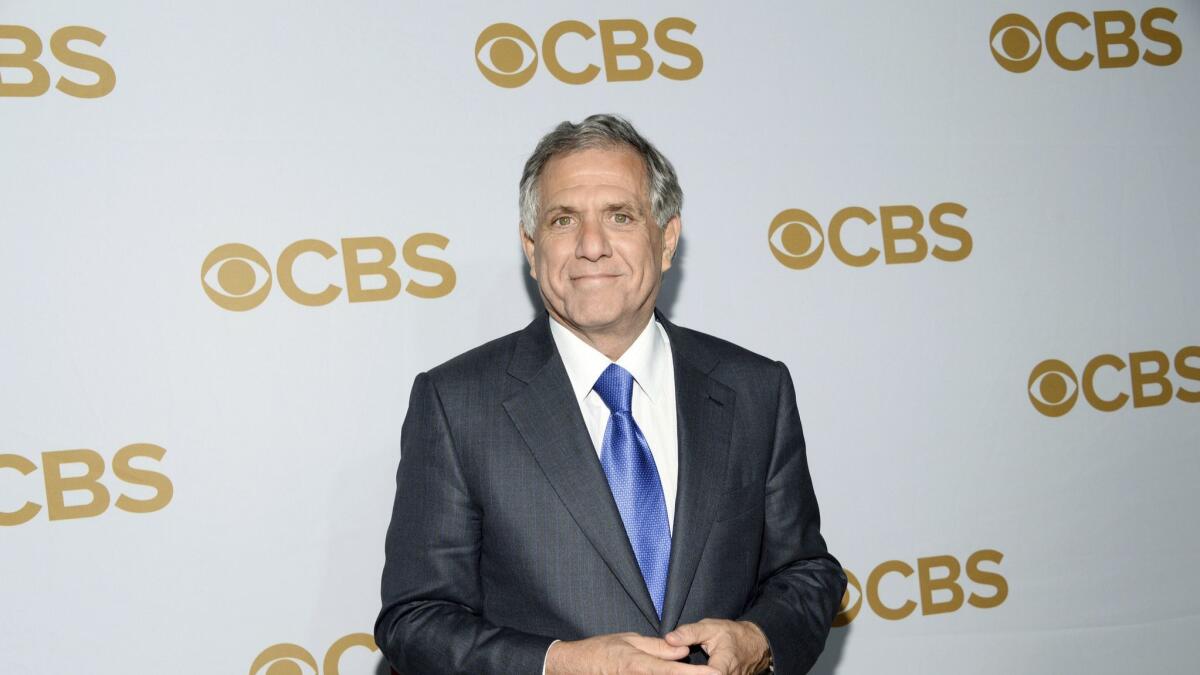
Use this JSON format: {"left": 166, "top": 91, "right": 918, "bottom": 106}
{"left": 376, "top": 311, "right": 845, "bottom": 674}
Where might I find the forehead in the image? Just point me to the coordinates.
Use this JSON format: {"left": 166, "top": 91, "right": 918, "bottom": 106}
{"left": 538, "top": 146, "right": 649, "bottom": 203}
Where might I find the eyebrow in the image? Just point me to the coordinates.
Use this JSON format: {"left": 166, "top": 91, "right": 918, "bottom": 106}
{"left": 602, "top": 201, "right": 645, "bottom": 216}
{"left": 541, "top": 201, "right": 647, "bottom": 220}
{"left": 542, "top": 204, "right": 580, "bottom": 218}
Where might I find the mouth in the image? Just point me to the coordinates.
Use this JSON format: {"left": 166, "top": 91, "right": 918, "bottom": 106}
{"left": 570, "top": 273, "right": 621, "bottom": 282}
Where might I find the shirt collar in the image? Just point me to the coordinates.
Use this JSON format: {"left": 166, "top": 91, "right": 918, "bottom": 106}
{"left": 548, "top": 315, "right": 669, "bottom": 404}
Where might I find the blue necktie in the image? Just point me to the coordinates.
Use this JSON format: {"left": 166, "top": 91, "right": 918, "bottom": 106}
{"left": 594, "top": 363, "right": 671, "bottom": 618}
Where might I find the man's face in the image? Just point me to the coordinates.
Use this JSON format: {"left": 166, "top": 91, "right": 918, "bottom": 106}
{"left": 522, "top": 147, "right": 680, "bottom": 338}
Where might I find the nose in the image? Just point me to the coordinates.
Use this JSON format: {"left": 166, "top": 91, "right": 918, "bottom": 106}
{"left": 575, "top": 214, "right": 611, "bottom": 261}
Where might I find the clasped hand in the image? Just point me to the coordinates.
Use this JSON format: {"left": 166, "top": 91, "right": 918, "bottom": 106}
{"left": 546, "top": 618, "right": 770, "bottom": 675}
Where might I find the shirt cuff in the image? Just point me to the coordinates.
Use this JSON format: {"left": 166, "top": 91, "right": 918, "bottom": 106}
{"left": 542, "top": 639, "right": 561, "bottom": 675}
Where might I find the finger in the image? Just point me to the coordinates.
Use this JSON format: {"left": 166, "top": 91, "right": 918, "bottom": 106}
{"left": 627, "top": 635, "right": 691, "bottom": 660}
{"left": 666, "top": 621, "right": 715, "bottom": 647}
{"left": 673, "top": 664, "right": 720, "bottom": 675}
{"left": 647, "top": 656, "right": 719, "bottom": 675}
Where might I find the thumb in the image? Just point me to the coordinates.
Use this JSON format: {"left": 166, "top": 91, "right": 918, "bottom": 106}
{"left": 627, "top": 635, "right": 690, "bottom": 660}
{"left": 665, "top": 621, "right": 711, "bottom": 648}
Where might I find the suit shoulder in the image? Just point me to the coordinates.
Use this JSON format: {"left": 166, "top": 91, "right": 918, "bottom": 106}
{"left": 668, "top": 322, "right": 794, "bottom": 412}
{"left": 424, "top": 326, "right": 522, "bottom": 385}
{"left": 671, "top": 323, "right": 780, "bottom": 369}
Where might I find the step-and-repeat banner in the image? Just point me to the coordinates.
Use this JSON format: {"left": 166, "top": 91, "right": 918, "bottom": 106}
{"left": 2, "top": 1, "right": 1197, "bottom": 673}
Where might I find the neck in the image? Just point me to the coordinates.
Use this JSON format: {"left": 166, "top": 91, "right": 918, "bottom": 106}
{"left": 550, "top": 310, "right": 654, "bottom": 361}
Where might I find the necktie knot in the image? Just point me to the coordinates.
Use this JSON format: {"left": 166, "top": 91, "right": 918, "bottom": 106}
{"left": 594, "top": 363, "right": 634, "bottom": 414}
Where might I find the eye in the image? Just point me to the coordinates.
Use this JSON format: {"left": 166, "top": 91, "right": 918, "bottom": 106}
{"left": 549, "top": 215, "right": 576, "bottom": 229}
{"left": 475, "top": 23, "right": 538, "bottom": 88}
{"left": 200, "top": 243, "right": 273, "bottom": 311}
{"left": 832, "top": 569, "right": 862, "bottom": 627}
{"left": 612, "top": 213, "right": 631, "bottom": 224}
{"left": 990, "top": 14, "right": 1042, "bottom": 73}
{"left": 1027, "top": 359, "right": 1079, "bottom": 417}
{"left": 768, "top": 209, "right": 825, "bottom": 270}
{"left": 248, "top": 643, "right": 318, "bottom": 675}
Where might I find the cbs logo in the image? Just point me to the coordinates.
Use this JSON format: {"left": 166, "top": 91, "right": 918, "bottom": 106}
{"left": 249, "top": 634, "right": 380, "bottom": 675}
{"left": 0, "top": 25, "right": 115, "bottom": 98}
{"left": 768, "top": 202, "right": 970, "bottom": 270}
{"left": 0, "top": 444, "right": 172, "bottom": 526}
{"left": 990, "top": 8, "right": 1181, "bottom": 73}
{"left": 834, "top": 549, "right": 1007, "bottom": 626}
{"left": 1028, "top": 346, "right": 1200, "bottom": 417}
{"left": 201, "top": 234, "right": 455, "bottom": 312}
{"left": 475, "top": 18, "right": 701, "bottom": 88}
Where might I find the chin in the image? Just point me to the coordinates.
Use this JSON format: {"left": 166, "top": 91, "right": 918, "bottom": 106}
{"left": 568, "top": 312, "right": 622, "bottom": 331}
{"left": 561, "top": 303, "right": 625, "bottom": 330}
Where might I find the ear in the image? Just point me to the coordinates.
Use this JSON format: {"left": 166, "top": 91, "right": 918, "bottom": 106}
{"left": 660, "top": 215, "right": 681, "bottom": 273}
{"left": 520, "top": 223, "right": 538, "bottom": 279}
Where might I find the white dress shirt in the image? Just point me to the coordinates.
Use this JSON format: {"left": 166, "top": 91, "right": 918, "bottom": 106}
{"left": 541, "top": 315, "right": 679, "bottom": 672}
{"left": 548, "top": 315, "right": 679, "bottom": 530}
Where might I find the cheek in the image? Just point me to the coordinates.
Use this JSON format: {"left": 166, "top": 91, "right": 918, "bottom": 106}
{"left": 620, "top": 243, "right": 661, "bottom": 278}
{"left": 536, "top": 249, "right": 570, "bottom": 288}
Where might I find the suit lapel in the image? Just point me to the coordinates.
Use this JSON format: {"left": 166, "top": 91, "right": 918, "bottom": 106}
{"left": 502, "top": 314, "right": 662, "bottom": 631}
{"left": 658, "top": 314, "right": 735, "bottom": 631}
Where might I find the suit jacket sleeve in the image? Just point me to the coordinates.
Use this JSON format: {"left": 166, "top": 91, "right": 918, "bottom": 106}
{"left": 737, "top": 362, "right": 847, "bottom": 674}
{"left": 375, "top": 372, "right": 555, "bottom": 674}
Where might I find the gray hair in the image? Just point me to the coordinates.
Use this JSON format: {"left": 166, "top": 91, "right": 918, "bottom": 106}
{"left": 519, "top": 114, "right": 683, "bottom": 236}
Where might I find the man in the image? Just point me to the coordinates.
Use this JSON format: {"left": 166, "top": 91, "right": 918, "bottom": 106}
{"left": 376, "top": 114, "right": 845, "bottom": 674}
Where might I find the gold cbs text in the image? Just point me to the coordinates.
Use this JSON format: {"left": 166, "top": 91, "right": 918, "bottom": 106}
{"left": 769, "top": 203, "right": 970, "bottom": 270}
{"left": 990, "top": 8, "right": 1181, "bottom": 73}
{"left": 0, "top": 444, "right": 172, "bottom": 526}
{"left": 475, "top": 18, "right": 701, "bottom": 88}
{"left": 201, "top": 234, "right": 455, "bottom": 312}
{"left": 0, "top": 25, "right": 115, "bottom": 98}
{"left": 1028, "top": 346, "right": 1200, "bottom": 417}
{"left": 834, "top": 549, "right": 1007, "bottom": 626}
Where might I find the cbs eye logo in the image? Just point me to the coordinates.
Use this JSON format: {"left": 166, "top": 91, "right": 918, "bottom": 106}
{"left": 1028, "top": 346, "right": 1200, "bottom": 417}
{"left": 249, "top": 634, "right": 380, "bottom": 675}
{"left": 990, "top": 8, "right": 1181, "bottom": 73}
{"left": 833, "top": 549, "right": 1007, "bottom": 626}
{"left": 202, "top": 243, "right": 273, "bottom": 311}
{"left": 201, "top": 234, "right": 455, "bottom": 312}
{"left": 475, "top": 18, "right": 702, "bottom": 88}
{"left": 768, "top": 203, "right": 971, "bottom": 270}
{"left": 0, "top": 25, "right": 115, "bottom": 98}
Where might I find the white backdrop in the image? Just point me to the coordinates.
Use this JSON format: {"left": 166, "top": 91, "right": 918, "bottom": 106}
{"left": 2, "top": 1, "right": 1198, "bottom": 673}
